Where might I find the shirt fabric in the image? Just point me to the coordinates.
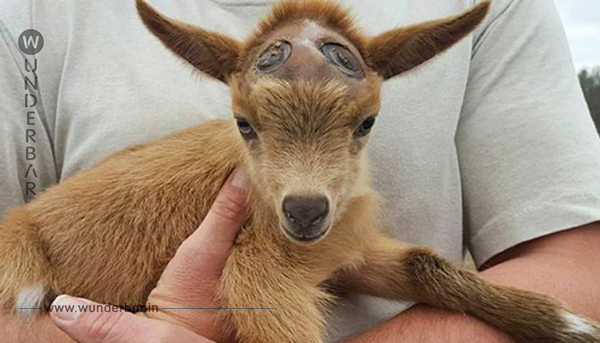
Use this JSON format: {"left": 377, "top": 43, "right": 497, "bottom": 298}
{"left": 1, "top": 0, "right": 600, "bottom": 341}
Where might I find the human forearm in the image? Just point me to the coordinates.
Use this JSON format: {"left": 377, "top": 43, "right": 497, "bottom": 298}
{"left": 344, "top": 304, "right": 513, "bottom": 343}
{"left": 479, "top": 225, "right": 600, "bottom": 322}
{"left": 346, "top": 224, "right": 600, "bottom": 342}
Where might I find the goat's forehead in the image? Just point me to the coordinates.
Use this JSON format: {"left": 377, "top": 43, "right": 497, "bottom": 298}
{"left": 246, "top": 20, "right": 368, "bottom": 84}
{"left": 237, "top": 79, "right": 348, "bottom": 123}
{"left": 253, "top": 78, "right": 348, "bottom": 111}
{"left": 260, "top": 19, "right": 347, "bottom": 50}
{"left": 233, "top": 77, "right": 380, "bottom": 132}
{"left": 231, "top": 20, "right": 381, "bottom": 123}
{"left": 296, "top": 19, "right": 329, "bottom": 47}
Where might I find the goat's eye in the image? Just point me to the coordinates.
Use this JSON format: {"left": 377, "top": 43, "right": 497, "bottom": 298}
{"left": 236, "top": 118, "right": 257, "bottom": 140}
{"left": 320, "top": 43, "right": 363, "bottom": 78}
{"left": 354, "top": 116, "right": 376, "bottom": 138}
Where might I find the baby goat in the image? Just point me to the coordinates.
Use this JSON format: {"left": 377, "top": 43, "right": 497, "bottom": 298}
{"left": 1, "top": 0, "right": 599, "bottom": 342}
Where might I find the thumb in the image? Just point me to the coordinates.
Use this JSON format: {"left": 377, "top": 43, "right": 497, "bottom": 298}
{"left": 142, "top": 168, "right": 247, "bottom": 340}
{"left": 162, "top": 167, "right": 247, "bottom": 283}
{"left": 50, "top": 295, "right": 209, "bottom": 343}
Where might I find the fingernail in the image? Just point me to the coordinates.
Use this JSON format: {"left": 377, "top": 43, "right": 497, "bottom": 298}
{"left": 51, "top": 295, "right": 85, "bottom": 322}
{"left": 230, "top": 168, "right": 245, "bottom": 188}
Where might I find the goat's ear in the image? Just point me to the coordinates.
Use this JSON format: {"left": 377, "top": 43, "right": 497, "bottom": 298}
{"left": 365, "top": 1, "right": 490, "bottom": 80}
{"left": 136, "top": 0, "right": 241, "bottom": 83}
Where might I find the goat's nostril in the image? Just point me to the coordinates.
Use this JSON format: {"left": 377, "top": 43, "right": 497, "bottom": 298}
{"left": 286, "top": 211, "right": 296, "bottom": 223}
{"left": 282, "top": 195, "right": 329, "bottom": 229}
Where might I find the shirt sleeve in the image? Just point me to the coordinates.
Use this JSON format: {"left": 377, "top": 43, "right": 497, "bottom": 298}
{"left": 458, "top": 0, "right": 600, "bottom": 267}
{"left": 0, "top": 15, "right": 58, "bottom": 220}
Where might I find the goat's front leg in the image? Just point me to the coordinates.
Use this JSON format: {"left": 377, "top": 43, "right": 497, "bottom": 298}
{"left": 337, "top": 236, "right": 600, "bottom": 343}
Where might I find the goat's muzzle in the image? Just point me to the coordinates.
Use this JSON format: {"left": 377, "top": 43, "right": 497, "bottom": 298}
{"left": 281, "top": 195, "right": 331, "bottom": 242}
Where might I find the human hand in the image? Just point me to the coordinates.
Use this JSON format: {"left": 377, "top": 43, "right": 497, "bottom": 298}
{"left": 50, "top": 296, "right": 215, "bottom": 343}
{"left": 50, "top": 168, "right": 247, "bottom": 343}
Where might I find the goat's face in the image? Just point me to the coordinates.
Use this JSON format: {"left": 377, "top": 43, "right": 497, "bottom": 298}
{"left": 233, "top": 78, "right": 377, "bottom": 242}
{"left": 137, "top": 0, "right": 490, "bottom": 243}
{"left": 227, "top": 20, "right": 382, "bottom": 242}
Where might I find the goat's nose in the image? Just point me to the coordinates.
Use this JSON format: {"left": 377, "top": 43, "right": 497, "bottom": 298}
{"left": 282, "top": 195, "right": 329, "bottom": 230}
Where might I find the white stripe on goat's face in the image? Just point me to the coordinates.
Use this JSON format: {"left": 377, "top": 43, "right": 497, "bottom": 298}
{"left": 296, "top": 20, "right": 326, "bottom": 51}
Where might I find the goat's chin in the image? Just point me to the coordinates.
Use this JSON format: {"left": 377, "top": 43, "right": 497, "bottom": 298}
{"left": 279, "top": 223, "right": 332, "bottom": 245}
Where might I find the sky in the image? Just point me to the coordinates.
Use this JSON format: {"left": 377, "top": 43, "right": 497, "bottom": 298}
{"left": 554, "top": 0, "right": 600, "bottom": 70}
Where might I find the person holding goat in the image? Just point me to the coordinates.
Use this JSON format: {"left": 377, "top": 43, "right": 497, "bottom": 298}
{"left": 1, "top": 0, "right": 599, "bottom": 342}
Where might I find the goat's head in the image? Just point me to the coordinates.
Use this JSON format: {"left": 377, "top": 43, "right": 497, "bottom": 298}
{"left": 137, "top": 0, "right": 490, "bottom": 243}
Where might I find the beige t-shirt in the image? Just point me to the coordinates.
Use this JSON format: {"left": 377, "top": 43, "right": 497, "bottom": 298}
{"left": 2, "top": 0, "right": 600, "bottom": 341}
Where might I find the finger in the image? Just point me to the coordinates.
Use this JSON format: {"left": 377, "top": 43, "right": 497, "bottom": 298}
{"left": 142, "top": 168, "right": 247, "bottom": 339}
{"left": 50, "top": 295, "right": 210, "bottom": 343}
{"left": 168, "top": 167, "right": 247, "bottom": 280}
{"left": 193, "top": 166, "right": 247, "bottom": 247}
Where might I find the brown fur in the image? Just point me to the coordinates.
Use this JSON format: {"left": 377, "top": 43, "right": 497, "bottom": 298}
{"left": 241, "top": 0, "right": 367, "bottom": 65}
{"left": 0, "top": 1, "right": 599, "bottom": 342}
{"left": 366, "top": 1, "right": 490, "bottom": 79}
{"left": 137, "top": 0, "right": 242, "bottom": 82}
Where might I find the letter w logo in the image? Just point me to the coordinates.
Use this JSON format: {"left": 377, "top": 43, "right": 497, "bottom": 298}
{"left": 18, "top": 29, "right": 44, "bottom": 55}
{"left": 22, "top": 35, "right": 40, "bottom": 49}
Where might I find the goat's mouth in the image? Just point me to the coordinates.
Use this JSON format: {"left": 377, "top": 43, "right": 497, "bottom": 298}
{"left": 280, "top": 223, "right": 331, "bottom": 243}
